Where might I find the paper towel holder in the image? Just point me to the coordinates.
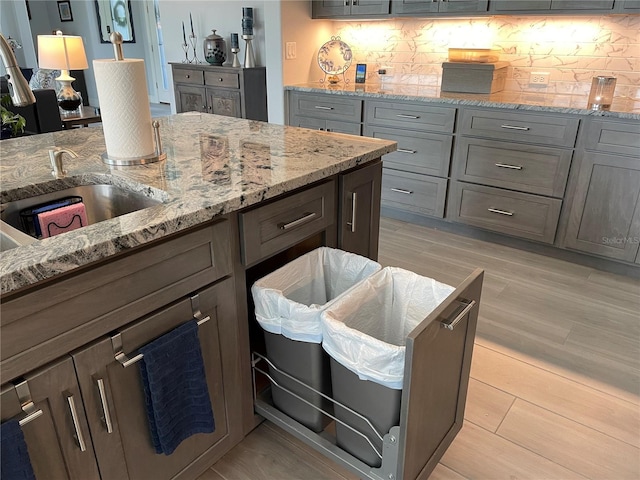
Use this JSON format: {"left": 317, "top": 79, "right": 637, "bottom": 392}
{"left": 101, "top": 120, "right": 167, "bottom": 166}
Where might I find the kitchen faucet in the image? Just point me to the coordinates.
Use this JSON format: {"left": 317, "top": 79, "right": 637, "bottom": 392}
{"left": 0, "top": 32, "right": 35, "bottom": 107}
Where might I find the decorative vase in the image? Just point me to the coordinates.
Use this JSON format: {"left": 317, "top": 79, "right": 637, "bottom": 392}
{"left": 203, "top": 30, "right": 226, "bottom": 66}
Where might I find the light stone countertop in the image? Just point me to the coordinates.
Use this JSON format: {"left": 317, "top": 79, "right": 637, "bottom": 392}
{"left": 285, "top": 83, "right": 640, "bottom": 120}
{"left": 0, "top": 113, "right": 396, "bottom": 295}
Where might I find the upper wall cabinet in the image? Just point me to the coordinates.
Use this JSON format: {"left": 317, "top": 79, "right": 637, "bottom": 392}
{"left": 392, "top": 0, "right": 488, "bottom": 15}
{"left": 312, "top": 0, "right": 390, "bottom": 18}
{"left": 489, "top": 0, "right": 615, "bottom": 13}
{"left": 616, "top": 0, "right": 640, "bottom": 10}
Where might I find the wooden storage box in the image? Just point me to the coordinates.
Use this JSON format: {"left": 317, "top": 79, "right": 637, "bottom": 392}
{"left": 441, "top": 61, "right": 509, "bottom": 94}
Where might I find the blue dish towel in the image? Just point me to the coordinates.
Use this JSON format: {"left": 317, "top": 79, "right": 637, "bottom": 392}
{"left": 1, "top": 419, "right": 36, "bottom": 480}
{"left": 138, "top": 320, "right": 215, "bottom": 455}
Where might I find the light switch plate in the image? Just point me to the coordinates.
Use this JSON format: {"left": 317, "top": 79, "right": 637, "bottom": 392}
{"left": 285, "top": 42, "right": 296, "bottom": 60}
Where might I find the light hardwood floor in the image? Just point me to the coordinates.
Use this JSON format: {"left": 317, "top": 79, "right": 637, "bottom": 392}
{"left": 199, "top": 217, "right": 640, "bottom": 480}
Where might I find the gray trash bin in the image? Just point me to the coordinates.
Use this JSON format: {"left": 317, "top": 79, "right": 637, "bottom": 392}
{"left": 252, "top": 247, "right": 381, "bottom": 432}
{"left": 321, "top": 266, "right": 455, "bottom": 466}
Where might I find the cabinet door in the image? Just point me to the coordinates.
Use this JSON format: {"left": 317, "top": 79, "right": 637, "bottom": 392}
{"left": 491, "top": 0, "right": 551, "bottom": 11}
{"left": 326, "top": 119, "right": 362, "bottom": 135}
{"left": 1, "top": 358, "right": 100, "bottom": 480}
{"left": 551, "top": 0, "right": 614, "bottom": 8}
{"left": 290, "top": 115, "right": 326, "bottom": 131}
{"left": 175, "top": 85, "right": 207, "bottom": 113}
{"left": 564, "top": 152, "right": 640, "bottom": 262}
{"left": 439, "top": 0, "right": 489, "bottom": 13}
{"left": 351, "top": 0, "right": 390, "bottom": 15}
{"left": 72, "top": 278, "right": 239, "bottom": 480}
{"left": 339, "top": 160, "right": 382, "bottom": 259}
{"left": 618, "top": 0, "right": 640, "bottom": 10}
{"left": 206, "top": 88, "right": 241, "bottom": 118}
{"left": 392, "top": 0, "right": 439, "bottom": 14}
{"left": 312, "top": 0, "right": 351, "bottom": 17}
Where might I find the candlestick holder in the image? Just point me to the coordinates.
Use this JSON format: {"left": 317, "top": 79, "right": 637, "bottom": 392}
{"left": 189, "top": 34, "right": 200, "bottom": 64}
{"left": 242, "top": 34, "right": 255, "bottom": 68}
{"left": 181, "top": 43, "right": 189, "bottom": 63}
{"left": 231, "top": 47, "right": 241, "bottom": 68}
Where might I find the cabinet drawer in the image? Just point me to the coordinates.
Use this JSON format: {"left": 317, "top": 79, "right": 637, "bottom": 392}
{"left": 290, "top": 92, "right": 362, "bottom": 123}
{"left": 173, "top": 67, "right": 205, "bottom": 85}
{"left": 291, "top": 115, "right": 362, "bottom": 136}
{"left": 453, "top": 137, "right": 572, "bottom": 197}
{"left": 365, "top": 101, "right": 455, "bottom": 133}
{"left": 366, "top": 126, "right": 452, "bottom": 177}
{"left": 382, "top": 169, "right": 447, "bottom": 218}
{"left": 581, "top": 118, "right": 640, "bottom": 156}
{"left": 240, "top": 181, "right": 336, "bottom": 266}
{"left": 450, "top": 182, "right": 562, "bottom": 244}
{"left": 1, "top": 220, "right": 232, "bottom": 381}
{"left": 459, "top": 108, "right": 579, "bottom": 147}
{"left": 204, "top": 71, "right": 240, "bottom": 89}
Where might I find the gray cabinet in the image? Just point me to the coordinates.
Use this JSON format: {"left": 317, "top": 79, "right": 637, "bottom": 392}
{"left": 172, "top": 64, "right": 267, "bottom": 121}
{"left": 449, "top": 107, "right": 578, "bottom": 244}
{"left": 562, "top": 118, "right": 640, "bottom": 262}
{"left": 1, "top": 358, "right": 100, "bottom": 480}
{"left": 616, "top": 0, "right": 640, "bottom": 11}
{"left": 289, "top": 92, "right": 363, "bottom": 135}
{"left": 392, "top": 0, "right": 488, "bottom": 15}
{"left": 1, "top": 221, "right": 243, "bottom": 480}
{"left": 71, "top": 278, "right": 239, "bottom": 480}
{"left": 312, "top": 0, "right": 390, "bottom": 18}
{"left": 365, "top": 99, "right": 455, "bottom": 221}
{"left": 490, "top": 0, "right": 614, "bottom": 12}
{"left": 339, "top": 160, "right": 382, "bottom": 259}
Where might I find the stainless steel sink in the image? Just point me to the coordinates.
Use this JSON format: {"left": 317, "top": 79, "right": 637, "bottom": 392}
{"left": 0, "top": 184, "right": 163, "bottom": 246}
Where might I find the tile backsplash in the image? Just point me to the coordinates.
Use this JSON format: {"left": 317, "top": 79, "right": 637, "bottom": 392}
{"left": 331, "top": 15, "right": 639, "bottom": 99}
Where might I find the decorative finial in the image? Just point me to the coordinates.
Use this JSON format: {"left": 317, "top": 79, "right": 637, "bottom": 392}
{"left": 110, "top": 32, "right": 124, "bottom": 60}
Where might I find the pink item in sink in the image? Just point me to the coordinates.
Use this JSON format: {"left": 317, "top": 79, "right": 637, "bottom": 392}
{"left": 37, "top": 202, "right": 88, "bottom": 238}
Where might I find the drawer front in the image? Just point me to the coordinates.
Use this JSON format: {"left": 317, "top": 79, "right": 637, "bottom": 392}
{"left": 290, "top": 116, "right": 362, "bottom": 136}
{"left": 450, "top": 182, "right": 562, "bottom": 244}
{"left": 453, "top": 137, "right": 572, "bottom": 197}
{"left": 204, "top": 71, "right": 240, "bottom": 89}
{"left": 290, "top": 92, "right": 362, "bottom": 123}
{"left": 365, "top": 100, "right": 456, "bottom": 133}
{"left": 459, "top": 108, "right": 580, "bottom": 147}
{"left": 582, "top": 118, "right": 640, "bottom": 156}
{"left": 172, "top": 67, "right": 205, "bottom": 85}
{"left": 382, "top": 169, "right": 447, "bottom": 218}
{"left": 366, "top": 126, "right": 452, "bottom": 177}
{"left": 1, "top": 221, "right": 232, "bottom": 380}
{"left": 240, "top": 181, "right": 336, "bottom": 266}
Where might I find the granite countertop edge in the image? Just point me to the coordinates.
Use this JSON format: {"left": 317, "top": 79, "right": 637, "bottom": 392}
{"left": 0, "top": 116, "right": 396, "bottom": 295}
{"left": 284, "top": 84, "right": 640, "bottom": 120}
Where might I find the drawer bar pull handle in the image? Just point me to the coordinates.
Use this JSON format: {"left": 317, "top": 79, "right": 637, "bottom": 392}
{"left": 441, "top": 299, "right": 476, "bottom": 331}
{"left": 397, "top": 148, "right": 417, "bottom": 154}
{"left": 390, "top": 188, "right": 413, "bottom": 195}
{"left": 314, "top": 106, "right": 333, "bottom": 110}
{"left": 65, "top": 392, "right": 87, "bottom": 452}
{"left": 15, "top": 380, "right": 44, "bottom": 427}
{"left": 500, "top": 124, "right": 530, "bottom": 131}
{"left": 488, "top": 207, "right": 514, "bottom": 216}
{"left": 396, "top": 114, "right": 420, "bottom": 119}
{"left": 111, "top": 294, "right": 210, "bottom": 368}
{"left": 94, "top": 377, "right": 113, "bottom": 434}
{"left": 495, "top": 163, "right": 523, "bottom": 170}
{"left": 347, "top": 192, "right": 357, "bottom": 233}
{"left": 279, "top": 212, "right": 317, "bottom": 230}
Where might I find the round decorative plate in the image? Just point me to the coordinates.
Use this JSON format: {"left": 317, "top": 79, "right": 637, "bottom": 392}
{"left": 317, "top": 37, "right": 353, "bottom": 75}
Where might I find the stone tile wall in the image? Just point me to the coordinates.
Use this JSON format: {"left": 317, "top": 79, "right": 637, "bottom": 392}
{"left": 330, "top": 15, "right": 639, "bottom": 98}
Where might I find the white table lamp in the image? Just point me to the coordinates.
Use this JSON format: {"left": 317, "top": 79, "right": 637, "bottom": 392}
{"left": 37, "top": 32, "right": 88, "bottom": 112}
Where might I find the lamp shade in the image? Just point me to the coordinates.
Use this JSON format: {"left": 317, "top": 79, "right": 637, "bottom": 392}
{"left": 37, "top": 34, "right": 88, "bottom": 71}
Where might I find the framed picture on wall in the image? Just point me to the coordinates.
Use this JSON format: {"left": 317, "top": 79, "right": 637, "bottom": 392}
{"left": 57, "top": 1, "right": 73, "bottom": 22}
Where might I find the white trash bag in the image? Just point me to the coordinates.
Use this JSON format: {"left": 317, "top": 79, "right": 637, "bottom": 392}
{"left": 251, "top": 247, "right": 381, "bottom": 343}
{"left": 321, "top": 267, "right": 455, "bottom": 389}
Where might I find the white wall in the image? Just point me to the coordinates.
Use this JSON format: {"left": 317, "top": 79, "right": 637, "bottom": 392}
{"left": 0, "top": 0, "right": 36, "bottom": 74}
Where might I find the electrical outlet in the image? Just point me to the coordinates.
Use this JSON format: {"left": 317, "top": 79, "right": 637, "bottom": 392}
{"left": 529, "top": 71, "right": 550, "bottom": 86}
{"left": 285, "top": 42, "right": 296, "bottom": 60}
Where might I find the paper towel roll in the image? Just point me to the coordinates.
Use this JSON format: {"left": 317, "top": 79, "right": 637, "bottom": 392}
{"left": 93, "top": 59, "right": 154, "bottom": 160}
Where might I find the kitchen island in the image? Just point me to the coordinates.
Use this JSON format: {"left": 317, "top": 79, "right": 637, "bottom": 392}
{"left": 0, "top": 114, "right": 396, "bottom": 479}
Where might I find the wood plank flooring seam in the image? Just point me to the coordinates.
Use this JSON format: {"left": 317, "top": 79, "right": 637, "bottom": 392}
{"left": 467, "top": 376, "right": 518, "bottom": 434}
{"left": 475, "top": 341, "right": 640, "bottom": 406}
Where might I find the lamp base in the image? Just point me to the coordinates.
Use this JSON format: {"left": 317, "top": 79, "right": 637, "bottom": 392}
{"left": 57, "top": 78, "right": 82, "bottom": 112}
